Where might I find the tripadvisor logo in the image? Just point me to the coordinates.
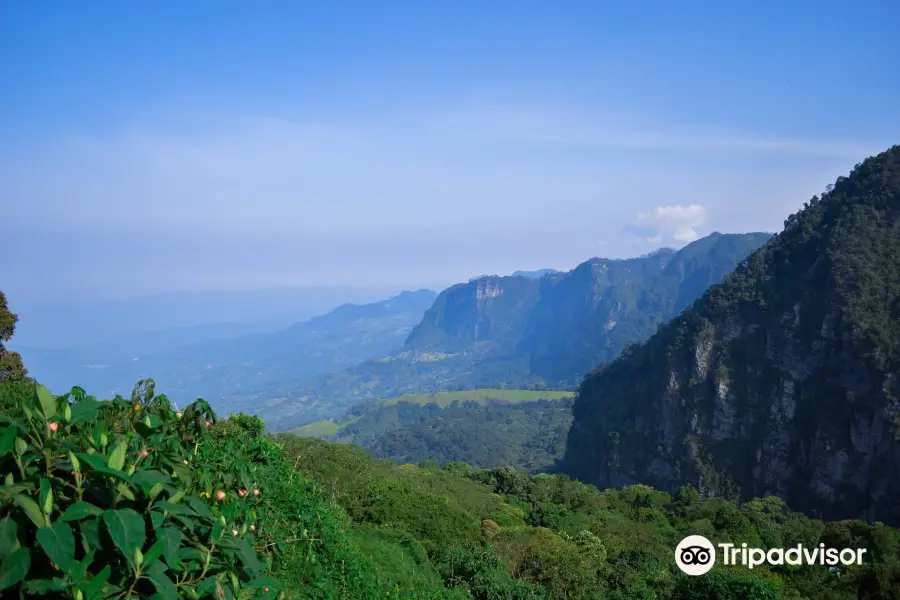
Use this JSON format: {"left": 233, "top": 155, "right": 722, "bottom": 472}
{"left": 675, "top": 535, "right": 867, "bottom": 576}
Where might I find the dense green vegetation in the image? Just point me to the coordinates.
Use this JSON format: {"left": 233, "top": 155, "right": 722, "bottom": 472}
{"left": 5, "top": 377, "right": 900, "bottom": 599}
{"left": 0, "top": 290, "right": 27, "bottom": 380}
{"left": 0, "top": 379, "right": 410, "bottom": 598}
{"left": 291, "top": 391, "right": 575, "bottom": 472}
{"left": 229, "top": 233, "right": 769, "bottom": 431}
{"left": 566, "top": 145, "right": 900, "bottom": 525}
{"left": 364, "top": 398, "right": 573, "bottom": 471}
{"left": 280, "top": 436, "right": 900, "bottom": 600}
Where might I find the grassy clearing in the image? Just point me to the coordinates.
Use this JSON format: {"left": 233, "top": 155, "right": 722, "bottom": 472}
{"left": 288, "top": 418, "right": 347, "bottom": 437}
{"left": 377, "top": 388, "right": 573, "bottom": 407}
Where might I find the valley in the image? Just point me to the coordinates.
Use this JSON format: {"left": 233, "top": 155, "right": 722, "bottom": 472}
{"left": 5, "top": 4, "right": 899, "bottom": 598}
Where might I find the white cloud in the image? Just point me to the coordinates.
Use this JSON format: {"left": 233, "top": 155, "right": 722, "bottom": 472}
{"left": 634, "top": 204, "right": 707, "bottom": 245}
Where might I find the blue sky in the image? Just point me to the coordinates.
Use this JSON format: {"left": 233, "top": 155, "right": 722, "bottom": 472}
{"left": 3, "top": 0, "right": 899, "bottom": 302}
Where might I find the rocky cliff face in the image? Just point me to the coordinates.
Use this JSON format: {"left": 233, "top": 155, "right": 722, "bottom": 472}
{"left": 524, "top": 233, "right": 772, "bottom": 384}
{"left": 564, "top": 146, "right": 900, "bottom": 525}
{"left": 406, "top": 233, "right": 771, "bottom": 386}
{"left": 405, "top": 276, "right": 541, "bottom": 353}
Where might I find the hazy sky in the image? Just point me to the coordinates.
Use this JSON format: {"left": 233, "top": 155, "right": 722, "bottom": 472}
{"left": 3, "top": 1, "right": 899, "bottom": 302}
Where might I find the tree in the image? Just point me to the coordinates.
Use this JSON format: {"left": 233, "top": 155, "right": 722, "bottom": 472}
{"left": 0, "top": 290, "right": 27, "bottom": 379}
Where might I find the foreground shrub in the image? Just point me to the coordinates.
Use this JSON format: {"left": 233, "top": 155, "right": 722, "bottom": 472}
{"left": 0, "top": 380, "right": 281, "bottom": 598}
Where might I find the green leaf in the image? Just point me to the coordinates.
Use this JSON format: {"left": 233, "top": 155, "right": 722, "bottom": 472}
{"left": 133, "top": 421, "right": 155, "bottom": 438}
{"left": 83, "top": 565, "right": 111, "bottom": 600}
{"left": 149, "top": 482, "right": 165, "bottom": 501}
{"left": 80, "top": 517, "right": 102, "bottom": 552}
{"left": 75, "top": 452, "right": 108, "bottom": 471}
{"left": 172, "top": 515, "right": 196, "bottom": 533}
{"left": 85, "top": 466, "right": 134, "bottom": 485}
{"left": 103, "top": 509, "right": 146, "bottom": 566}
{"left": 159, "top": 526, "right": 182, "bottom": 569}
{"left": 220, "top": 536, "right": 261, "bottom": 578}
{"left": 61, "top": 501, "right": 104, "bottom": 522}
{"left": 37, "top": 521, "right": 76, "bottom": 571}
{"left": 153, "top": 501, "right": 196, "bottom": 516}
{"left": 107, "top": 440, "right": 127, "bottom": 471}
{"left": 183, "top": 495, "right": 214, "bottom": 520}
{"left": 23, "top": 577, "right": 68, "bottom": 594}
{"left": 0, "top": 426, "right": 15, "bottom": 456}
{"left": 69, "top": 549, "right": 94, "bottom": 585}
{"left": 142, "top": 537, "right": 165, "bottom": 568}
{"left": 0, "top": 517, "right": 17, "bottom": 560}
{"left": 211, "top": 519, "right": 224, "bottom": 541}
{"left": 144, "top": 561, "right": 177, "bottom": 598}
{"left": 172, "top": 463, "right": 193, "bottom": 487}
{"left": 37, "top": 384, "right": 57, "bottom": 419}
{"left": 244, "top": 577, "right": 283, "bottom": 590}
{"left": 39, "top": 477, "right": 53, "bottom": 517}
{"left": 196, "top": 575, "right": 219, "bottom": 597}
{"left": 12, "top": 493, "right": 46, "bottom": 527}
{"left": 131, "top": 470, "right": 171, "bottom": 491}
{"left": 0, "top": 547, "right": 29, "bottom": 591}
{"left": 116, "top": 483, "right": 136, "bottom": 501}
{"left": 150, "top": 511, "right": 164, "bottom": 530}
{"left": 69, "top": 399, "right": 102, "bottom": 425}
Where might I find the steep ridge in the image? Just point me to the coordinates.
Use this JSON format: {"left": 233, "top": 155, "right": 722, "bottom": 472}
{"left": 525, "top": 233, "right": 772, "bottom": 383}
{"left": 229, "top": 233, "right": 770, "bottom": 430}
{"left": 564, "top": 146, "right": 900, "bottom": 525}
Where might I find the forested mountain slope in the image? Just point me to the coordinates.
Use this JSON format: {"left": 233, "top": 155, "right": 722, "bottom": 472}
{"left": 233, "top": 233, "right": 770, "bottom": 430}
{"left": 290, "top": 389, "right": 576, "bottom": 472}
{"left": 565, "top": 146, "right": 900, "bottom": 525}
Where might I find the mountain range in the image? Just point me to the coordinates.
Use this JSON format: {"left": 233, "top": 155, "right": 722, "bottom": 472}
{"left": 225, "top": 232, "right": 771, "bottom": 430}
{"left": 21, "top": 290, "right": 437, "bottom": 402}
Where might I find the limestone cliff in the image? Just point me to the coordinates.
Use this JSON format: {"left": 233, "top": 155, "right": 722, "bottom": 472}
{"left": 564, "top": 146, "right": 900, "bottom": 525}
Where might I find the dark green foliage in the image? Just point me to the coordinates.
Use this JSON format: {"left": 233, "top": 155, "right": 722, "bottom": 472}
{"left": 0, "top": 291, "right": 27, "bottom": 380}
{"left": 282, "top": 437, "right": 900, "bottom": 600}
{"left": 3, "top": 372, "right": 900, "bottom": 598}
{"left": 331, "top": 398, "right": 574, "bottom": 472}
{"left": 0, "top": 381, "right": 274, "bottom": 598}
{"left": 0, "top": 378, "right": 437, "bottom": 598}
{"left": 565, "top": 146, "right": 900, "bottom": 525}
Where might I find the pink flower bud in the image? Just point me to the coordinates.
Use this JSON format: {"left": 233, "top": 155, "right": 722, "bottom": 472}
{"left": 71, "top": 471, "right": 76, "bottom": 477}
{"left": 142, "top": 449, "right": 149, "bottom": 457}
{"left": 238, "top": 489, "right": 246, "bottom": 497}
{"left": 176, "top": 412, "right": 182, "bottom": 419}
{"left": 232, "top": 529, "right": 238, "bottom": 536}
{"left": 249, "top": 524, "right": 255, "bottom": 531}
{"left": 185, "top": 435, "right": 192, "bottom": 442}
{"left": 216, "top": 491, "right": 226, "bottom": 501}
{"left": 49, "top": 422, "right": 59, "bottom": 433}
{"left": 205, "top": 421, "right": 211, "bottom": 428}
{"left": 253, "top": 489, "right": 260, "bottom": 496}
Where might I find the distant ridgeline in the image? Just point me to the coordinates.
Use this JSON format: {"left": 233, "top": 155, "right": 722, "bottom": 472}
{"left": 227, "top": 231, "right": 771, "bottom": 430}
{"left": 565, "top": 145, "right": 900, "bottom": 525}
